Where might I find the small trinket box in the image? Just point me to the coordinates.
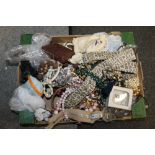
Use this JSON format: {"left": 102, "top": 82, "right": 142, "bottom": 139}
{"left": 108, "top": 86, "right": 133, "bottom": 110}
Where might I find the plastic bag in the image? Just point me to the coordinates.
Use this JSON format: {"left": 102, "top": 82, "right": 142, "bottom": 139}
{"left": 105, "top": 34, "right": 123, "bottom": 52}
{"left": 34, "top": 108, "right": 51, "bottom": 121}
{"left": 90, "top": 32, "right": 123, "bottom": 52}
{"left": 6, "top": 33, "right": 51, "bottom": 69}
{"left": 9, "top": 86, "right": 45, "bottom": 112}
{"left": 9, "top": 75, "right": 45, "bottom": 112}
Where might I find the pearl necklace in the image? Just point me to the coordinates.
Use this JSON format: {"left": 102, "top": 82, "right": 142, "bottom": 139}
{"left": 54, "top": 76, "right": 83, "bottom": 114}
{"left": 42, "top": 63, "right": 62, "bottom": 98}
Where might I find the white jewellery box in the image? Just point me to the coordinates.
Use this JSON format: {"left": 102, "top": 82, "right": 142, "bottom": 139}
{"left": 108, "top": 86, "right": 133, "bottom": 110}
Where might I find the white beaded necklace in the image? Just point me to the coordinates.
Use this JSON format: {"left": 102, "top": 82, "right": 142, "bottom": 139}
{"left": 54, "top": 76, "right": 83, "bottom": 114}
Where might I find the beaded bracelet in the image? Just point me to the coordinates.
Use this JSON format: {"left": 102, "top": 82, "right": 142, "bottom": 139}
{"left": 92, "top": 48, "right": 137, "bottom": 76}
{"left": 76, "top": 68, "right": 107, "bottom": 89}
{"left": 54, "top": 76, "right": 83, "bottom": 113}
{"left": 82, "top": 48, "right": 136, "bottom": 67}
{"left": 83, "top": 51, "right": 119, "bottom": 64}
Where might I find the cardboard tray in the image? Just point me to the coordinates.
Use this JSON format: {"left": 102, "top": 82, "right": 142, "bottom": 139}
{"left": 17, "top": 33, "right": 145, "bottom": 125}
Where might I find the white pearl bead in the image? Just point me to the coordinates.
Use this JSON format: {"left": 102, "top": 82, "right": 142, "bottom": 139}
{"left": 54, "top": 111, "right": 58, "bottom": 114}
{"left": 93, "top": 106, "right": 96, "bottom": 110}
{"left": 92, "top": 94, "right": 95, "bottom": 97}
{"left": 94, "top": 103, "right": 98, "bottom": 106}
{"left": 89, "top": 108, "right": 93, "bottom": 112}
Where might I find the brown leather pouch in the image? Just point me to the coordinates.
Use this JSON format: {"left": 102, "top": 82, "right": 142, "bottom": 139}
{"left": 42, "top": 42, "right": 74, "bottom": 64}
